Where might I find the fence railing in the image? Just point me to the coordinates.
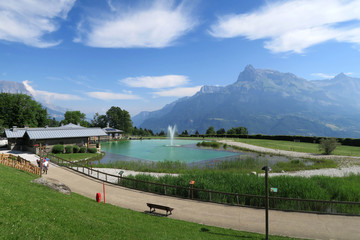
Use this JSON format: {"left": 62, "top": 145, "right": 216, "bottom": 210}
{"left": 46, "top": 153, "right": 360, "bottom": 215}
{"left": 0, "top": 153, "right": 41, "bottom": 175}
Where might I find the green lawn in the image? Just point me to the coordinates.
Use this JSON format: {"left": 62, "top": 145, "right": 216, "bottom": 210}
{"left": 232, "top": 138, "right": 360, "bottom": 156}
{"left": 0, "top": 165, "right": 299, "bottom": 240}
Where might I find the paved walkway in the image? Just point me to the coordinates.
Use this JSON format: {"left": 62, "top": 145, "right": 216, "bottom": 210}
{"left": 43, "top": 163, "right": 360, "bottom": 240}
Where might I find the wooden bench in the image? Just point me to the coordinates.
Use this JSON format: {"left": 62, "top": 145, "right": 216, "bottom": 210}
{"left": 146, "top": 203, "right": 174, "bottom": 216}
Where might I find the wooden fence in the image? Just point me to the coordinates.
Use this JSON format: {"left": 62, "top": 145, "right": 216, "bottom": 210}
{"left": 46, "top": 153, "right": 360, "bottom": 216}
{"left": 0, "top": 153, "right": 41, "bottom": 176}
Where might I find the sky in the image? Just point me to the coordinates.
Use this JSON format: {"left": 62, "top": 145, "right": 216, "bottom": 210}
{"left": 1, "top": 0, "right": 360, "bottom": 118}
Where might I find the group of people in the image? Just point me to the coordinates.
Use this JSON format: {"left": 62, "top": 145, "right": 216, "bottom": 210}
{"left": 36, "top": 157, "right": 49, "bottom": 174}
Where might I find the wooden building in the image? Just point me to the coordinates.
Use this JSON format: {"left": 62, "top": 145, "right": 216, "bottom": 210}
{"left": 5, "top": 124, "right": 107, "bottom": 153}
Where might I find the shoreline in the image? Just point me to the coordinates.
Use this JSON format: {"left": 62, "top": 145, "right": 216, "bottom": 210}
{"left": 3, "top": 143, "right": 360, "bottom": 178}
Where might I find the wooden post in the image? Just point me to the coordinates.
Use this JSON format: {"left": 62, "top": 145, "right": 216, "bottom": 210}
{"left": 40, "top": 143, "right": 42, "bottom": 177}
{"left": 103, "top": 183, "right": 106, "bottom": 204}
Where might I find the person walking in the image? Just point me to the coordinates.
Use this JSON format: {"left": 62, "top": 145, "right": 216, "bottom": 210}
{"left": 43, "top": 159, "right": 48, "bottom": 174}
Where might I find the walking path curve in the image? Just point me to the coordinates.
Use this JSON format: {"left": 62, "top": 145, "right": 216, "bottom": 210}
{"left": 2, "top": 149, "right": 360, "bottom": 239}
{"left": 42, "top": 163, "right": 360, "bottom": 240}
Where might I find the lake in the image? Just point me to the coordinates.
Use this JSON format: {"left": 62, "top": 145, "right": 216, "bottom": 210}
{"left": 100, "top": 139, "right": 238, "bottom": 163}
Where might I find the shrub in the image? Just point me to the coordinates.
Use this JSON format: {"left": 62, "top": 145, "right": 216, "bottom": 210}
{"left": 65, "top": 145, "right": 73, "bottom": 154}
{"left": 52, "top": 144, "right": 64, "bottom": 154}
{"left": 319, "top": 138, "right": 340, "bottom": 155}
{"left": 73, "top": 145, "right": 80, "bottom": 153}
{"left": 79, "top": 147, "right": 87, "bottom": 153}
{"left": 88, "top": 148, "right": 97, "bottom": 153}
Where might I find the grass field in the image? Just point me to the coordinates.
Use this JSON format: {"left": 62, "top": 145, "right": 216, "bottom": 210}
{"left": 232, "top": 138, "right": 360, "bottom": 156}
{"left": 0, "top": 164, "right": 297, "bottom": 240}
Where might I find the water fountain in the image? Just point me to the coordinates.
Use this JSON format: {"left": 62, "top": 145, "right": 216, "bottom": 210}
{"left": 167, "top": 125, "right": 177, "bottom": 146}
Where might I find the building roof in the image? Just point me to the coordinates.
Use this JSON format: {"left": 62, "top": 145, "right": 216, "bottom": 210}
{"left": 26, "top": 128, "right": 107, "bottom": 140}
{"left": 5, "top": 124, "right": 107, "bottom": 140}
{"left": 5, "top": 129, "right": 26, "bottom": 139}
{"left": 102, "top": 127, "right": 123, "bottom": 134}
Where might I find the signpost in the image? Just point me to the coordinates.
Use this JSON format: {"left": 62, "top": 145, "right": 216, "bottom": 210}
{"left": 119, "top": 170, "right": 124, "bottom": 185}
{"left": 270, "top": 187, "right": 278, "bottom": 208}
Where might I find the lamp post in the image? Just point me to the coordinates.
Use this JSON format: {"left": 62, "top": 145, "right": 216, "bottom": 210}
{"left": 262, "top": 166, "right": 271, "bottom": 240}
{"left": 189, "top": 180, "right": 195, "bottom": 199}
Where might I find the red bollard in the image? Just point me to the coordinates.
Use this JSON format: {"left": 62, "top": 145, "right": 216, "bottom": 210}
{"left": 96, "top": 193, "right": 101, "bottom": 203}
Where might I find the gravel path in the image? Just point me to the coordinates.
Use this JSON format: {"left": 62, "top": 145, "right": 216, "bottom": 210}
{"left": 219, "top": 140, "right": 360, "bottom": 178}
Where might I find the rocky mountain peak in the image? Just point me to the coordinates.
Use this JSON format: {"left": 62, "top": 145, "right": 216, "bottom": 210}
{"left": 333, "top": 72, "right": 351, "bottom": 81}
{"left": 236, "top": 64, "right": 257, "bottom": 82}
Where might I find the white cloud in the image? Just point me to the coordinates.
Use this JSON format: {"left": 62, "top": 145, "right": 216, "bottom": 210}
{"left": 0, "top": 0, "right": 75, "bottom": 47}
{"left": 77, "top": 0, "right": 197, "bottom": 48}
{"left": 23, "top": 80, "right": 82, "bottom": 105}
{"left": 121, "top": 75, "right": 189, "bottom": 89}
{"left": 106, "top": 0, "right": 117, "bottom": 12}
{"left": 153, "top": 85, "right": 202, "bottom": 97}
{"left": 311, "top": 73, "right": 335, "bottom": 79}
{"left": 86, "top": 91, "right": 140, "bottom": 100}
{"left": 209, "top": 0, "right": 360, "bottom": 53}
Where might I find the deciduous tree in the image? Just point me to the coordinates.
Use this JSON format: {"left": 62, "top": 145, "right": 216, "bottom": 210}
{"left": 319, "top": 138, "right": 339, "bottom": 155}
{"left": 206, "top": 126, "right": 216, "bottom": 135}
{"left": 61, "top": 111, "right": 89, "bottom": 127}
{"left": 0, "top": 93, "right": 48, "bottom": 128}
{"left": 106, "top": 106, "right": 133, "bottom": 134}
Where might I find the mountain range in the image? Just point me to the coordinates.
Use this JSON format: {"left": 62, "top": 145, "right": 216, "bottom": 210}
{"left": 133, "top": 65, "right": 360, "bottom": 138}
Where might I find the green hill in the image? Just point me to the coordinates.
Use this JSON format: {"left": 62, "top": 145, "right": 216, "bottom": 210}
{"left": 0, "top": 165, "right": 293, "bottom": 239}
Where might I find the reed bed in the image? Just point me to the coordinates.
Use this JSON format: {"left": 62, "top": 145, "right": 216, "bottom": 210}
{"left": 122, "top": 172, "right": 360, "bottom": 214}
{"left": 92, "top": 156, "right": 337, "bottom": 174}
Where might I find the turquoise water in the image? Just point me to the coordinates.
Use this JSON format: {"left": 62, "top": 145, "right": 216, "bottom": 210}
{"left": 100, "top": 139, "right": 238, "bottom": 163}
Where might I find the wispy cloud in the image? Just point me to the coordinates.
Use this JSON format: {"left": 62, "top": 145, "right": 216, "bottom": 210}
{"left": 23, "top": 80, "right": 82, "bottom": 105}
{"left": 76, "top": 0, "right": 197, "bottom": 48}
{"left": 86, "top": 91, "right": 140, "bottom": 100}
{"left": 209, "top": 0, "right": 360, "bottom": 53}
{"left": 106, "top": 0, "right": 117, "bottom": 12}
{"left": 121, "top": 75, "right": 189, "bottom": 89}
{"left": 311, "top": 73, "right": 335, "bottom": 79}
{"left": 0, "top": 0, "right": 75, "bottom": 47}
{"left": 153, "top": 86, "right": 202, "bottom": 97}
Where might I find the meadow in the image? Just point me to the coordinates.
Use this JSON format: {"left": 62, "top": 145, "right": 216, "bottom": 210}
{"left": 0, "top": 164, "right": 297, "bottom": 240}
{"left": 232, "top": 138, "right": 360, "bottom": 156}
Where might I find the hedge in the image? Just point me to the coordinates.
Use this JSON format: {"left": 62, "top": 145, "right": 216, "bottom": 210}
{"left": 73, "top": 145, "right": 80, "bottom": 153}
{"left": 52, "top": 144, "right": 64, "bottom": 154}
{"left": 88, "top": 148, "right": 97, "bottom": 153}
{"left": 65, "top": 145, "right": 73, "bottom": 154}
{"left": 79, "top": 147, "right": 87, "bottom": 153}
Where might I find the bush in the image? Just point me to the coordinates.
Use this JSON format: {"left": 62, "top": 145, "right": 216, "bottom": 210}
{"left": 52, "top": 144, "right": 64, "bottom": 154}
{"left": 79, "top": 147, "right": 87, "bottom": 153}
{"left": 88, "top": 148, "right": 97, "bottom": 153}
{"left": 73, "top": 145, "right": 80, "bottom": 153}
{"left": 319, "top": 138, "right": 340, "bottom": 155}
{"left": 65, "top": 145, "right": 73, "bottom": 154}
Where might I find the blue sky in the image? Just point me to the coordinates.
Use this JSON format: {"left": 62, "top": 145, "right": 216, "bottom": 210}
{"left": 1, "top": 0, "right": 360, "bottom": 118}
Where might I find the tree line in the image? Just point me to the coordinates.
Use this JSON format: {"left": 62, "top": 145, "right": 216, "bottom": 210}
{"left": 0, "top": 93, "right": 248, "bottom": 137}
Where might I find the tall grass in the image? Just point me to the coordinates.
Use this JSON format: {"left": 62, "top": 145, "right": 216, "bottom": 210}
{"left": 93, "top": 156, "right": 337, "bottom": 174}
{"left": 122, "top": 171, "right": 360, "bottom": 214}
